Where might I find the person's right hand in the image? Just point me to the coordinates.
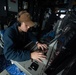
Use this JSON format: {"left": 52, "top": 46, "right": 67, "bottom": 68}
{"left": 31, "top": 51, "right": 46, "bottom": 63}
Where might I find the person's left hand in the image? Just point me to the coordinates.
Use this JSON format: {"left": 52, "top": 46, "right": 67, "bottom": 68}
{"left": 36, "top": 42, "right": 47, "bottom": 50}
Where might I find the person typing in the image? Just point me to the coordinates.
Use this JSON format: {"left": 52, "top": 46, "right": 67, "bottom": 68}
{"left": 3, "top": 10, "right": 47, "bottom": 63}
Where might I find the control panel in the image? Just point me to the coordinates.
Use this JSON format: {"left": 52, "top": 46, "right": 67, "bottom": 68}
{"left": 10, "top": 40, "right": 57, "bottom": 75}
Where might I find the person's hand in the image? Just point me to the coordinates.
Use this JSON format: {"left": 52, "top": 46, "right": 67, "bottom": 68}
{"left": 36, "top": 41, "right": 47, "bottom": 50}
{"left": 31, "top": 51, "right": 46, "bottom": 63}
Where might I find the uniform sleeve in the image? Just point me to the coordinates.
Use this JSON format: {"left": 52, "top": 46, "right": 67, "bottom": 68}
{"left": 3, "top": 29, "right": 31, "bottom": 62}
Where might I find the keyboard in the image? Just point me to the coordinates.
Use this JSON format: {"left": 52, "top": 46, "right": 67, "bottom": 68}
{"left": 11, "top": 40, "right": 57, "bottom": 75}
